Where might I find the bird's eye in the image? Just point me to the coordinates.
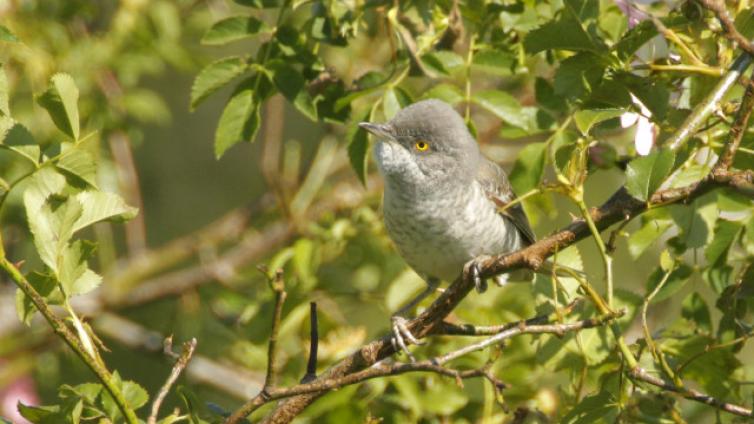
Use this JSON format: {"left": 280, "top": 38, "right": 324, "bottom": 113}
{"left": 414, "top": 140, "right": 429, "bottom": 152}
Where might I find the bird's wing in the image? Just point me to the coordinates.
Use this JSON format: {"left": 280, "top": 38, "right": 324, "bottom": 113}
{"left": 476, "top": 157, "right": 536, "bottom": 246}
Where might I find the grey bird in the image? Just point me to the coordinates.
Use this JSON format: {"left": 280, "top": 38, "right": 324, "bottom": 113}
{"left": 359, "top": 99, "right": 535, "bottom": 358}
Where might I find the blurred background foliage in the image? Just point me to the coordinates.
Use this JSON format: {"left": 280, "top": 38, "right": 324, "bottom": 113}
{"left": 1, "top": 0, "right": 754, "bottom": 423}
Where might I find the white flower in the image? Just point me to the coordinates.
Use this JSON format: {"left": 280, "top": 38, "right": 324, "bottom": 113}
{"left": 620, "top": 94, "right": 656, "bottom": 156}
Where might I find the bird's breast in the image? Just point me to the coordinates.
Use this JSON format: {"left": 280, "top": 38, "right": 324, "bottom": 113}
{"left": 382, "top": 181, "right": 522, "bottom": 282}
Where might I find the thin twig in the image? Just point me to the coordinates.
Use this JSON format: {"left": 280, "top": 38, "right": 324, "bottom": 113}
{"left": 0, "top": 246, "right": 139, "bottom": 424}
{"left": 641, "top": 267, "right": 682, "bottom": 387}
{"left": 224, "top": 312, "right": 617, "bottom": 423}
{"left": 301, "top": 302, "right": 318, "bottom": 383}
{"left": 148, "top": 338, "right": 198, "bottom": 424}
{"left": 263, "top": 268, "right": 287, "bottom": 391}
{"left": 697, "top": 0, "right": 754, "bottom": 57}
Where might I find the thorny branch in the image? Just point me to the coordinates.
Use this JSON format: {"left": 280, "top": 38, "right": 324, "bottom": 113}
{"left": 256, "top": 51, "right": 754, "bottom": 423}
{"left": 224, "top": 307, "right": 621, "bottom": 423}
{"left": 148, "top": 337, "right": 198, "bottom": 424}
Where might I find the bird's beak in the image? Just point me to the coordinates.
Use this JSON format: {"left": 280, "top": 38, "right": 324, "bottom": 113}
{"left": 358, "top": 122, "right": 395, "bottom": 140}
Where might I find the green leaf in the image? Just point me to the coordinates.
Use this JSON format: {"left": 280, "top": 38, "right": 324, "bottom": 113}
{"left": 473, "top": 90, "right": 528, "bottom": 129}
{"left": 705, "top": 219, "right": 742, "bottom": 265}
{"left": 422, "top": 83, "right": 464, "bottom": 105}
{"left": 471, "top": 48, "right": 517, "bottom": 76}
{"left": 524, "top": 12, "right": 601, "bottom": 54}
{"left": 420, "top": 51, "right": 464, "bottom": 75}
{"left": 58, "top": 240, "right": 101, "bottom": 296}
{"left": 0, "top": 116, "right": 40, "bottom": 165}
{"left": 382, "top": 88, "right": 401, "bottom": 120}
{"left": 36, "top": 73, "right": 80, "bottom": 140}
{"left": 0, "top": 25, "right": 18, "bottom": 42}
{"left": 681, "top": 292, "right": 712, "bottom": 333}
{"left": 201, "top": 16, "right": 270, "bottom": 45}
{"left": 268, "top": 61, "right": 316, "bottom": 120}
{"left": 509, "top": 142, "right": 546, "bottom": 194}
{"left": 121, "top": 380, "right": 149, "bottom": 410}
{"left": 191, "top": 56, "right": 248, "bottom": 110}
{"left": 625, "top": 148, "right": 675, "bottom": 201}
{"left": 646, "top": 264, "right": 692, "bottom": 303}
{"left": 0, "top": 64, "right": 9, "bottom": 116}
{"left": 347, "top": 111, "right": 370, "bottom": 185}
{"left": 16, "top": 272, "right": 61, "bottom": 325}
{"left": 669, "top": 198, "right": 718, "bottom": 250}
{"left": 735, "top": 8, "right": 754, "bottom": 39}
{"left": 72, "top": 191, "right": 138, "bottom": 232}
{"left": 57, "top": 142, "right": 98, "bottom": 188}
{"left": 535, "top": 77, "right": 566, "bottom": 112}
{"left": 562, "top": 391, "right": 618, "bottom": 424}
{"left": 628, "top": 216, "right": 672, "bottom": 259}
{"left": 214, "top": 83, "right": 259, "bottom": 158}
{"left": 573, "top": 108, "right": 624, "bottom": 135}
{"left": 554, "top": 52, "right": 607, "bottom": 100}
{"left": 23, "top": 168, "right": 73, "bottom": 272}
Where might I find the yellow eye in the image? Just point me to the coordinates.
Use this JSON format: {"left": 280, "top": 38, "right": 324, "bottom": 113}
{"left": 415, "top": 141, "right": 429, "bottom": 151}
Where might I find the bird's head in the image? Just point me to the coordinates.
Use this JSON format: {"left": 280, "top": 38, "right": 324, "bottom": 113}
{"left": 359, "top": 99, "right": 480, "bottom": 188}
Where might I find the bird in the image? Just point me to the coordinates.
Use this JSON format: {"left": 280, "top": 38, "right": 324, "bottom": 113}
{"left": 359, "top": 99, "right": 536, "bottom": 359}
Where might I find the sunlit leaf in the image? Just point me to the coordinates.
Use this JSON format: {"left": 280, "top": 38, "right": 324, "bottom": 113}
{"left": 201, "top": 16, "right": 271, "bottom": 45}
{"left": 72, "top": 191, "right": 138, "bottom": 232}
{"left": 36, "top": 73, "right": 80, "bottom": 140}
{"left": 191, "top": 56, "right": 248, "bottom": 110}
{"left": 473, "top": 90, "right": 529, "bottom": 129}
{"left": 625, "top": 148, "right": 675, "bottom": 201}
{"left": 0, "top": 116, "right": 39, "bottom": 165}
{"left": 214, "top": 82, "right": 259, "bottom": 158}
{"left": 574, "top": 108, "right": 624, "bottom": 135}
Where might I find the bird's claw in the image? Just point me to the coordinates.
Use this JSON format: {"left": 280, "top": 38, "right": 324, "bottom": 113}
{"left": 464, "top": 259, "right": 487, "bottom": 293}
{"left": 391, "top": 315, "right": 423, "bottom": 361}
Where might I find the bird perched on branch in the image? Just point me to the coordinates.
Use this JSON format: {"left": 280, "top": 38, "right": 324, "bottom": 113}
{"left": 359, "top": 99, "right": 536, "bottom": 359}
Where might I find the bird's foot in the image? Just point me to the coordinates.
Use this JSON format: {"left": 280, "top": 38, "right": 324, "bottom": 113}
{"left": 464, "top": 257, "right": 489, "bottom": 293}
{"left": 390, "top": 315, "right": 423, "bottom": 361}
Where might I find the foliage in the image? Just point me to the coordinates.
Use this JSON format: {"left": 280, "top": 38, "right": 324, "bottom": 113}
{"left": 1, "top": 0, "right": 754, "bottom": 423}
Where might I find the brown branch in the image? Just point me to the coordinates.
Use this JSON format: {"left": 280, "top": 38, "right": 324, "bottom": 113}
{"left": 148, "top": 337, "right": 198, "bottom": 424}
{"left": 225, "top": 311, "right": 618, "bottom": 423}
{"left": 629, "top": 367, "right": 753, "bottom": 417}
{"left": 697, "top": 0, "right": 754, "bottom": 57}
{"left": 108, "top": 131, "right": 147, "bottom": 257}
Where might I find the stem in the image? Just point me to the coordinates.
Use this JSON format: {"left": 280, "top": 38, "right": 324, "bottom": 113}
{"left": 464, "top": 35, "right": 476, "bottom": 122}
{"left": 666, "top": 53, "right": 752, "bottom": 150}
{"left": 634, "top": 63, "right": 724, "bottom": 77}
{"left": 642, "top": 267, "right": 682, "bottom": 387}
{"left": 0, "top": 237, "right": 139, "bottom": 424}
{"left": 573, "top": 196, "right": 614, "bottom": 308}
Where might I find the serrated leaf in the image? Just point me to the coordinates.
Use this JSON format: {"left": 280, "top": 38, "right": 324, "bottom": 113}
{"left": 16, "top": 272, "right": 61, "bottom": 324}
{"left": 121, "top": 380, "right": 149, "bottom": 410}
{"left": 214, "top": 83, "right": 259, "bottom": 158}
{"left": 191, "top": 56, "right": 248, "bottom": 110}
{"left": 625, "top": 148, "right": 675, "bottom": 201}
{"left": 57, "top": 143, "right": 98, "bottom": 188}
{"left": 0, "top": 116, "right": 40, "bottom": 165}
{"left": 58, "top": 240, "right": 99, "bottom": 296}
{"left": 420, "top": 51, "right": 464, "bottom": 75}
{"left": 562, "top": 391, "right": 618, "bottom": 424}
{"left": 509, "top": 142, "right": 546, "bottom": 194}
{"left": 681, "top": 292, "right": 712, "bottom": 333}
{"left": 628, "top": 218, "right": 672, "bottom": 259}
{"left": 554, "top": 52, "right": 607, "bottom": 101}
{"left": 0, "top": 25, "right": 18, "bottom": 42}
{"left": 705, "top": 219, "right": 742, "bottom": 264}
{"left": 347, "top": 112, "right": 370, "bottom": 185}
{"left": 382, "top": 89, "right": 401, "bottom": 120}
{"left": 36, "top": 73, "right": 80, "bottom": 140}
{"left": 472, "top": 48, "right": 517, "bottom": 76}
{"left": 422, "top": 83, "right": 464, "bottom": 105}
{"left": 73, "top": 191, "right": 138, "bottom": 233}
{"left": 574, "top": 108, "right": 624, "bottom": 135}
{"left": 524, "top": 12, "right": 601, "bottom": 54}
{"left": 473, "top": 90, "right": 529, "bottom": 129}
{"left": 201, "top": 16, "right": 270, "bottom": 45}
{"left": 268, "top": 61, "right": 316, "bottom": 120}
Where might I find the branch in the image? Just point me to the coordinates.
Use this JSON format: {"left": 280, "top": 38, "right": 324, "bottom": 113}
{"left": 0, "top": 253, "right": 139, "bottom": 424}
{"left": 629, "top": 367, "right": 753, "bottom": 418}
{"left": 301, "top": 302, "right": 318, "bottom": 383}
{"left": 148, "top": 337, "right": 197, "bottom": 424}
{"left": 258, "top": 52, "right": 754, "bottom": 422}
{"left": 697, "top": 0, "right": 754, "bottom": 57}
{"left": 225, "top": 310, "right": 619, "bottom": 423}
